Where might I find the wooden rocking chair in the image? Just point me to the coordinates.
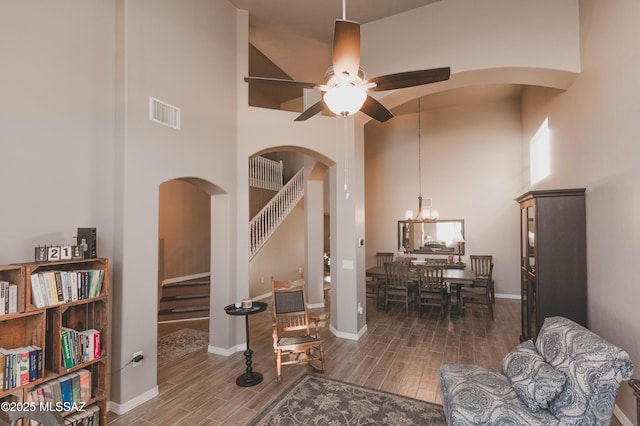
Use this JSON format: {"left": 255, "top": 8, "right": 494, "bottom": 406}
{"left": 271, "top": 277, "right": 325, "bottom": 382}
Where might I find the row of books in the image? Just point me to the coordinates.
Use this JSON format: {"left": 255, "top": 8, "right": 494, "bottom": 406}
{"left": 64, "top": 405, "right": 101, "bottom": 425}
{"left": 0, "top": 281, "right": 18, "bottom": 315}
{"left": 0, "top": 346, "right": 42, "bottom": 391}
{"left": 62, "top": 328, "right": 101, "bottom": 370}
{"left": 30, "top": 269, "right": 104, "bottom": 309}
{"left": 27, "top": 369, "right": 91, "bottom": 411}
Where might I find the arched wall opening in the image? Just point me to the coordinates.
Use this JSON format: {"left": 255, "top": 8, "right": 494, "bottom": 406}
{"left": 247, "top": 146, "right": 334, "bottom": 310}
{"left": 157, "top": 177, "right": 230, "bottom": 360}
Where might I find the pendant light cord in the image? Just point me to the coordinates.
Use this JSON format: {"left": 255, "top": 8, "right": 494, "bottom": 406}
{"left": 418, "top": 98, "right": 422, "bottom": 198}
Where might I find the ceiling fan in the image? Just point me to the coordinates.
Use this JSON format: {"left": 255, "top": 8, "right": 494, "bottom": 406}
{"left": 244, "top": 2, "right": 451, "bottom": 123}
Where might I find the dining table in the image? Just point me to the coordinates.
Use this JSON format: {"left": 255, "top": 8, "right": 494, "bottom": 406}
{"left": 365, "top": 265, "right": 476, "bottom": 318}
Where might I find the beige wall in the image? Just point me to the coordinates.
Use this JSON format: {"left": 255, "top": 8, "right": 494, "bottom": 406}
{"left": 249, "top": 201, "right": 305, "bottom": 299}
{"left": 365, "top": 97, "right": 523, "bottom": 297}
{"left": 113, "top": 0, "right": 239, "bottom": 406}
{"left": 519, "top": 1, "right": 640, "bottom": 421}
{"left": 0, "top": 1, "right": 116, "bottom": 264}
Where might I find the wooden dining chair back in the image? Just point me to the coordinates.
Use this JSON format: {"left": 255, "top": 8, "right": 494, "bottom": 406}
{"left": 459, "top": 262, "right": 494, "bottom": 320}
{"left": 424, "top": 258, "right": 448, "bottom": 268}
{"left": 384, "top": 261, "right": 415, "bottom": 314}
{"left": 416, "top": 264, "right": 448, "bottom": 317}
{"left": 470, "top": 255, "right": 494, "bottom": 302}
{"left": 271, "top": 277, "right": 325, "bottom": 381}
{"left": 367, "top": 252, "right": 395, "bottom": 301}
{"left": 376, "top": 252, "right": 395, "bottom": 267}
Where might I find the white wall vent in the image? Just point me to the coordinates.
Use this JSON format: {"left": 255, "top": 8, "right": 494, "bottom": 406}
{"left": 149, "top": 97, "right": 180, "bottom": 130}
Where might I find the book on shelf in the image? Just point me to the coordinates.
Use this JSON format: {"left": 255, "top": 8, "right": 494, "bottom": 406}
{"left": 77, "top": 368, "right": 91, "bottom": 401}
{"left": 88, "top": 269, "right": 104, "bottom": 298}
{"left": 30, "top": 273, "right": 45, "bottom": 308}
{"left": 69, "top": 371, "right": 81, "bottom": 403}
{"left": 0, "top": 349, "right": 10, "bottom": 390}
{"left": 28, "top": 345, "right": 43, "bottom": 382}
{"left": 42, "top": 380, "right": 53, "bottom": 403}
{"left": 0, "top": 281, "right": 18, "bottom": 315}
{"left": 59, "top": 375, "right": 73, "bottom": 409}
{"left": 53, "top": 272, "right": 64, "bottom": 304}
{"left": 81, "top": 329, "right": 101, "bottom": 361}
{"left": 49, "top": 377, "right": 62, "bottom": 405}
{"left": 61, "top": 327, "right": 74, "bottom": 369}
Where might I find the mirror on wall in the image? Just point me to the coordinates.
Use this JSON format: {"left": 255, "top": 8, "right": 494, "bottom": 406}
{"left": 398, "top": 220, "right": 465, "bottom": 255}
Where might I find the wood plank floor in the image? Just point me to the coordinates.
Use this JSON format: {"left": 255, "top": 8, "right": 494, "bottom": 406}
{"left": 107, "top": 295, "right": 622, "bottom": 425}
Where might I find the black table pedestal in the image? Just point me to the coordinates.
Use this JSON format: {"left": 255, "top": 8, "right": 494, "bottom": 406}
{"left": 224, "top": 301, "right": 267, "bottom": 387}
{"left": 236, "top": 315, "right": 262, "bottom": 387}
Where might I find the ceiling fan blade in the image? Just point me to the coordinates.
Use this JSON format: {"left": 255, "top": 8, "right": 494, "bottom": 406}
{"left": 294, "top": 100, "right": 326, "bottom": 122}
{"left": 244, "top": 76, "right": 317, "bottom": 89}
{"left": 332, "top": 20, "right": 361, "bottom": 78}
{"left": 360, "top": 95, "right": 394, "bottom": 122}
{"left": 368, "top": 67, "right": 451, "bottom": 92}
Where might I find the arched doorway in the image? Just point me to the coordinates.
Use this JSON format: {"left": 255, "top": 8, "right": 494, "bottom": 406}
{"left": 157, "top": 177, "right": 227, "bottom": 368}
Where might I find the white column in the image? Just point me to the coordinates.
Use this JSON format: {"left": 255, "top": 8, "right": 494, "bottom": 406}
{"left": 304, "top": 157, "right": 326, "bottom": 308}
{"left": 329, "top": 117, "right": 367, "bottom": 340}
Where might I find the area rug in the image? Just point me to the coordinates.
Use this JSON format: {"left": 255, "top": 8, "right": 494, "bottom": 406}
{"left": 249, "top": 374, "right": 446, "bottom": 425}
{"left": 157, "top": 328, "right": 209, "bottom": 367}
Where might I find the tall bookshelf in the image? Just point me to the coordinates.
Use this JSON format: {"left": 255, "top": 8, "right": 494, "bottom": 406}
{"left": 0, "top": 258, "right": 109, "bottom": 425}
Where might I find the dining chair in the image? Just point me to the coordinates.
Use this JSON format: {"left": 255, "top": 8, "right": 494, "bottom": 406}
{"left": 384, "top": 261, "right": 415, "bottom": 314}
{"left": 271, "top": 277, "right": 325, "bottom": 381}
{"left": 458, "top": 261, "right": 494, "bottom": 320}
{"left": 416, "top": 264, "right": 448, "bottom": 317}
{"left": 469, "top": 255, "right": 494, "bottom": 302}
{"left": 366, "top": 252, "right": 394, "bottom": 304}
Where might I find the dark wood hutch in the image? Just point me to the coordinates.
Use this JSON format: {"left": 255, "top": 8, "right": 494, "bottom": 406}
{"left": 516, "top": 188, "right": 587, "bottom": 341}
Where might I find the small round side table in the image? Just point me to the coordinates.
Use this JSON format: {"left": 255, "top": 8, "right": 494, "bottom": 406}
{"left": 224, "top": 301, "right": 268, "bottom": 387}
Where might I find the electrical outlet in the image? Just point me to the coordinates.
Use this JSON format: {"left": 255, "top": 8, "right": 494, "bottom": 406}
{"left": 132, "top": 350, "right": 143, "bottom": 367}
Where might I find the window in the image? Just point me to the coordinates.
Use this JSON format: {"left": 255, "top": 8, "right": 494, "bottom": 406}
{"left": 530, "top": 118, "right": 550, "bottom": 185}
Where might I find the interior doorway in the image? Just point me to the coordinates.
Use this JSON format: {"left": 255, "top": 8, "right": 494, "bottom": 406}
{"left": 157, "top": 179, "right": 211, "bottom": 367}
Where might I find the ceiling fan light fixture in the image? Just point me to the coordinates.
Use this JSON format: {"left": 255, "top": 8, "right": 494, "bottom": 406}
{"left": 323, "top": 84, "right": 367, "bottom": 117}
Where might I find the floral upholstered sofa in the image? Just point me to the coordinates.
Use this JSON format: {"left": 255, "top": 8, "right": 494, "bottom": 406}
{"left": 440, "top": 316, "right": 633, "bottom": 425}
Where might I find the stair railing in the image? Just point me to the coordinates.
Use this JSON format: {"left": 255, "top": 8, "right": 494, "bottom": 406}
{"left": 249, "top": 156, "right": 283, "bottom": 191}
{"left": 249, "top": 168, "right": 304, "bottom": 258}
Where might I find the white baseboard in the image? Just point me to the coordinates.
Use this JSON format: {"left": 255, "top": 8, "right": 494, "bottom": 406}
{"left": 329, "top": 323, "right": 367, "bottom": 341}
{"left": 613, "top": 404, "right": 633, "bottom": 426}
{"left": 208, "top": 344, "right": 244, "bottom": 356}
{"left": 108, "top": 386, "right": 159, "bottom": 415}
{"left": 495, "top": 293, "right": 520, "bottom": 300}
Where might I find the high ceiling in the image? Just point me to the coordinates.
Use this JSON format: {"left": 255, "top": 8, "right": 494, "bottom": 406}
{"left": 229, "top": 0, "right": 441, "bottom": 83}
{"left": 230, "top": 0, "right": 523, "bottom": 116}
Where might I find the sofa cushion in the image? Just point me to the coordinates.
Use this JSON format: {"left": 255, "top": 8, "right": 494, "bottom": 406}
{"left": 439, "top": 364, "right": 559, "bottom": 426}
{"left": 502, "top": 340, "right": 567, "bottom": 412}
{"left": 536, "top": 316, "right": 634, "bottom": 425}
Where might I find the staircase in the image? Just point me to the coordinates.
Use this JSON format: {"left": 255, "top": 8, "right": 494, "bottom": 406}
{"left": 158, "top": 157, "right": 302, "bottom": 322}
{"left": 158, "top": 274, "right": 210, "bottom": 322}
{"left": 249, "top": 167, "right": 304, "bottom": 259}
